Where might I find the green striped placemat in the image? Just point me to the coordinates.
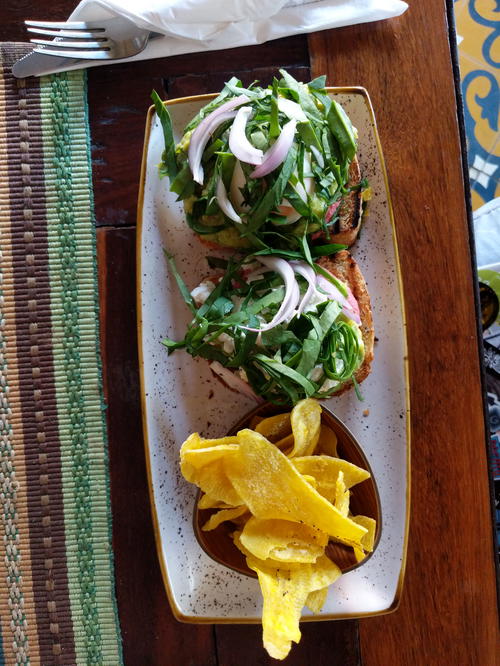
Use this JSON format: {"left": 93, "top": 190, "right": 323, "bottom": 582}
{"left": 0, "top": 43, "right": 123, "bottom": 665}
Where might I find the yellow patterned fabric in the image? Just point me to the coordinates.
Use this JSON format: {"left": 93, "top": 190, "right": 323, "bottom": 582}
{"left": 455, "top": 0, "right": 500, "bottom": 210}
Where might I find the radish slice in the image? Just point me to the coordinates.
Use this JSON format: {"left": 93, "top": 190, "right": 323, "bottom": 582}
{"left": 290, "top": 261, "right": 317, "bottom": 316}
{"left": 250, "top": 118, "right": 297, "bottom": 178}
{"left": 216, "top": 177, "right": 242, "bottom": 223}
{"left": 229, "top": 107, "right": 264, "bottom": 165}
{"left": 188, "top": 95, "right": 249, "bottom": 185}
{"left": 241, "top": 256, "right": 300, "bottom": 332}
{"left": 325, "top": 200, "right": 341, "bottom": 223}
{"left": 342, "top": 286, "right": 361, "bottom": 324}
{"left": 210, "top": 361, "right": 263, "bottom": 402}
{"left": 277, "top": 97, "right": 307, "bottom": 123}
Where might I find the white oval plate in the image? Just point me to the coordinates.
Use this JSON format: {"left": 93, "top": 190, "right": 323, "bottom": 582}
{"left": 137, "top": 88, "right": 410, "bottom": 622}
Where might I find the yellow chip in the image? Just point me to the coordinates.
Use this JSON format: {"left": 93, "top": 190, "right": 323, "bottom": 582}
{"left": 255, "top": 412, "right": 291, "bottom": 442}
{"left": 305, "top": 586, "right": 328, "bottom": 614}
{"left": 197, "top": 493, "right": 235, "bottom": 510}
{"left": 246, "top": 554, "right": 342, "bottom": 660}
{"left": 352, "top": 515, "right": 376, "bottom": 552}
{"left": 225, "top": 429, "right": 367, "bottom": 548}
{"left": 240, "top": 517, "right": 328, "bottom": 564}
{"left": 292, "top": 455, "right": 370, "bottom": 489}
{"left": 316, "top": 424, "right": 338, "bottom": 457}
{"left": 181, "top": 444, "right": 239, "bottom": 469}
{"left": 334, "top": 471, "right": 350, "bottom": 517}
{"left": 301, "top": 474, "right": 318, "bottom": 490}
{"left": 180, "top": 435, "right": 242, "bottom": 506}
{"left": 202, "top": 506, "right": 248, "bottom": 531}
{"left": 289, "top": 399, "right": 322, "bottom": 457}
{"left": 181, "top": 432, "right": 239, "bottom": 452}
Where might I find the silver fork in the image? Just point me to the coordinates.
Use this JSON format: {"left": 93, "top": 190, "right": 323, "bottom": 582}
{"left": 25, "top": 16, "right": 155, "bottom": 60}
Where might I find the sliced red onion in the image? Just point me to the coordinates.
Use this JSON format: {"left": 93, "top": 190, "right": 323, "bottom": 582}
{"left": 229, "top": 107, "right": 264, "bottom": 165}
{"left": 189, "top": 110, "right": 237, "bottom": 185}
{"left": 216, "top": 177, "right": 242, "bottom": 223}
{"left": 276, "top": 199, "right": 301, "bottom": 225}
{"left": 210, "top": 361, "right": 263, "bottom": 403}
{"left": 229, "top": 159, "right": 247, "bottom": 212}
{"left": 316, "top": 274, "right": 347, "bottom": 305}
{"left": 188, "top": 95, "right": 249, "bottom": 185}
{"left": 290, "top": 261, "right": 317, "bottom": 316}
{"left": 316, "top": 274, "right": 361, "bottom": 324}
{"left": 277, "top": 97, "right": 307, "bottom": 123}
{"left": 250, "top": 118, "right": 297, "bottom": 178}
{"left": 241, "top": 256, "right": 300, "bottom": 332}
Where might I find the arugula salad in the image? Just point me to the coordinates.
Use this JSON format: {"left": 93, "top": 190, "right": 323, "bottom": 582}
{"left": 152, "top": 70, "right": 363, "bottom": 258}
{"left": 162, "top": 253, "right": 365, "bottom": 406}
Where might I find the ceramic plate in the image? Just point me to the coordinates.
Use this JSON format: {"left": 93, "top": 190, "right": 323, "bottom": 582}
{"left": 137, "top": 88, "right": 410, "bottom": 622}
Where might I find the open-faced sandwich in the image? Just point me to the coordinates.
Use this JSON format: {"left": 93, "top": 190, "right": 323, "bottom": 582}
{"left": 163, "top": 250, "right": 374, "bottom": 405}
{"left": 152, "top": 70, "right": 367, "bottom": 257}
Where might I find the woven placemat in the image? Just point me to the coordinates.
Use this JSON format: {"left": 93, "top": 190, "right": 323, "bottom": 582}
{"left": 0, "top": 44, "right": 122, "bottom": 665}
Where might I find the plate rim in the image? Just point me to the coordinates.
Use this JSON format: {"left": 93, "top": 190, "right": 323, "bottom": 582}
{"left": 136, "top": 86, "right": 411, "bottom": 623}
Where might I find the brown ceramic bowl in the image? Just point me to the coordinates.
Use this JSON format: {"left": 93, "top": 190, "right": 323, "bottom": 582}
{"left": 194, "top": 402, "right": 382, "bottom": 577}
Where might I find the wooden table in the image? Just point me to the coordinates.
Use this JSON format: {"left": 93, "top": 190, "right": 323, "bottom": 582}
{"left": 2, "top": 1, "right": 499, "bottom": 663}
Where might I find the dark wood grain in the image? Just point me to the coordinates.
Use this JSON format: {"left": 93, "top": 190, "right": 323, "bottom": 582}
{"left": 97, "top": 227, "right": 217, "bottom": 666}
{"left": 308, "top": 8, "right": 500, "bottom": 665}
{"left": 215, "top": 621, "right": 360, "bottom": 666}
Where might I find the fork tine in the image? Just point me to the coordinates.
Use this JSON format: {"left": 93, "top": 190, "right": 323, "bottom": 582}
{"left": 30, "top": 38, "right": 110, "bottom": 50}
{"left": 26, "top": 27, "right": 104, "bottom": 39}
{"left": 25, "top": 20, "right": 101, "bottom": 31}
{"left": 32, "top": 46, "right": 112, "bottom": 60}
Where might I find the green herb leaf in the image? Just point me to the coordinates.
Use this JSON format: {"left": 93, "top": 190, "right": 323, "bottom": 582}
{"left": 163, "top": 249, "right": 196, "bottom": 313}
{"left": 327, "top": 99, "right": 357, "bottom": 163}
{"left": 151, "top": 90, "right": 178, "bottom": 180}
{"left": 246, "top": 145, "right": 297, "bottom": 232}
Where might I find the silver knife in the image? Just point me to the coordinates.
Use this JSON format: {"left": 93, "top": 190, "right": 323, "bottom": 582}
{"left": 12, "top": 51, "right": 88, "bottom": 78}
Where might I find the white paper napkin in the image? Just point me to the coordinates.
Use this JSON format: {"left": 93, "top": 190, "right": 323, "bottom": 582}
{"left": 70, "top": 0, "right": 408, "bottom": 64}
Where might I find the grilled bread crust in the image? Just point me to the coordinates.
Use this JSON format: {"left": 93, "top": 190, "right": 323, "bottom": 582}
{"left": 317, "top": 251, "right": 374, "bottom": 395}
{"left": 327, "top": 156, "right": 363, "bottom": 247}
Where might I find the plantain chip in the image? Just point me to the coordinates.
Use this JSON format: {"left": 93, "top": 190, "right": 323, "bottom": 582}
{"left": 202, "top": 506, "right": 248, "bottom": 531}
{"left": 255, "top": 412, "right": 292, "bottom": 442}
{"left": 247, "top": 553, "right": 342, "bottom": 660}
{"left": 225, "top": 429, "right": 367, "bottom": 548}
{"left": 292, "top": 455, "right": 370, "bottom": 489}
{"left": 351, "top": 515, "right": 377, "bottom": 562}
{"left": 180, "top": 434, "right": 241, "bottom": 506}
{"left": 197, "top": 493, "right": 236, "bottom": 510}
{"left": 305, "top": 586, "right": 328, "bottom": 614}
{"left": 334, "top": 471, "right": 350, "bottom": 517}
{"left": 240, "top": 517, "right": 328, "bottom": 563}
{"left": 289, "top": 398, "right": 322, "bottom": 457}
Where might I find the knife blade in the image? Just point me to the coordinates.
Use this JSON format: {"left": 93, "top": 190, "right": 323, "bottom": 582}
{"left": 12, "top": 50, "right": 89, "bottom": 78}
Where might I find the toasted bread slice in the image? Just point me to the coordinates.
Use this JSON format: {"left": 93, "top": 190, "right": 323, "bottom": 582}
{"left": 326, "top": 156, "right": 363, "bottom": 247}
{"left": 317, "top": 251, "right": 374, "bottom": 394}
